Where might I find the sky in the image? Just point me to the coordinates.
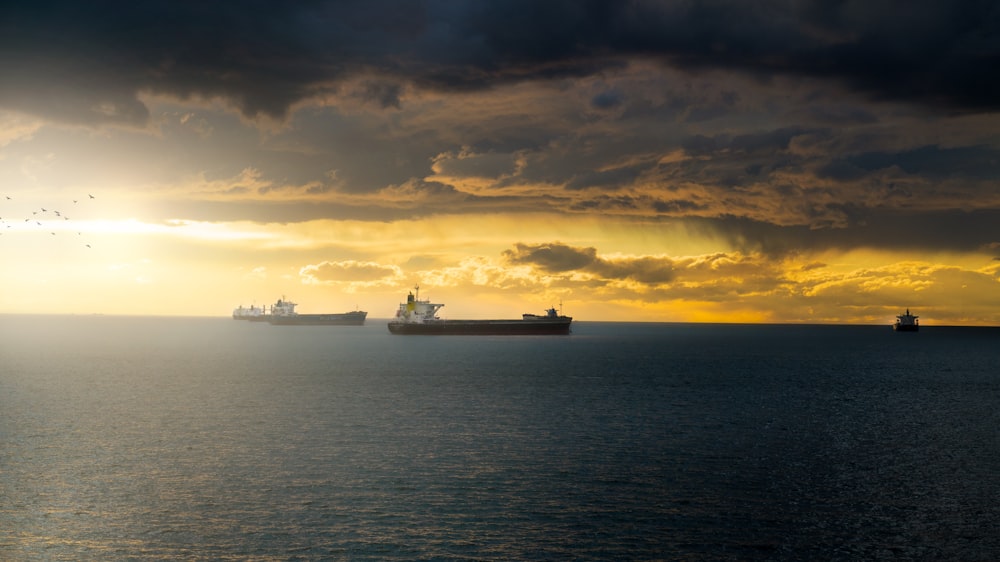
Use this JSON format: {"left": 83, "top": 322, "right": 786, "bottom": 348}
{"left": 1, "top": 1, "right": 999, "bottom": 324}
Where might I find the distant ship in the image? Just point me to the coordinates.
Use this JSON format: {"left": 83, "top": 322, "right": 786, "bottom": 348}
{"left": 232, "top": 304, "right": 265, "bottom": 320}
{"left": 266, "top": 297, "right": 367, "bottom": 326}
{"left": 234, "top": 297, "right": 366, "bottom": 325}
{"left": 387, "top": 287, "right": 572, "bottom": 335}
{"left": 893, "top": 308, "right": 919, "bottom": 332}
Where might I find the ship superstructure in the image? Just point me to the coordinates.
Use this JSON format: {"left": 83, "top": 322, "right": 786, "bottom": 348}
{"left": 893, "top": 308, "right": 919, "bottom": 332}
{"left": 232, "top": 304, "right": 265, "bottom": 320}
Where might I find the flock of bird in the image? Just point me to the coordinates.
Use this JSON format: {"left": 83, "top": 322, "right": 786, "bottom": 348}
{"left": 0, "top": 193, "right": 96, "bottom": 248}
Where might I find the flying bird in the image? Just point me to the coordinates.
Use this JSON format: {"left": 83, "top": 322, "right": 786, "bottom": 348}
{"left": 88, "top": 194, "right": 95, "bottom": 199}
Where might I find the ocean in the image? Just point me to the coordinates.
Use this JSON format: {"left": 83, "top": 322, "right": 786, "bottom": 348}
{"left": 2, "top": 315, "right": 999, "bottom": 560}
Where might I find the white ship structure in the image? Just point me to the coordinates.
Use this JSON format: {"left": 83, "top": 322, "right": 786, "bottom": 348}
{"left": 232, "top": 304, "right": 266, "bottom": 320}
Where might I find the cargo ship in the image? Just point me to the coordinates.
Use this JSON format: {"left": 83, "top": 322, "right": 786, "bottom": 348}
{"left": 263, "top": 297, "right": 367, "bottom": 325}
{"left": 387, "top": 287, "right": 571, "bottom": 335}
{"left": 893, "top": 308, "right": 919, "bottom": 332}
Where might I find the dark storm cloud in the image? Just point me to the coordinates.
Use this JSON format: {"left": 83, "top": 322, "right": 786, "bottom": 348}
{"left": 658, "top": 127, "right": 824, "bottom": 190}
{"left": 699, "top": 209, "right": 1000, "bottom": 257}
{"left": 504, "top": 212, "right": 1000, "bottom": 275}
{"left": 2, "top": 0, "right": 998, "bottom": 124}
{"left": 503, "top": 242, "right": 598, "bottom": 272}
{"left": 818, "top": 145, "right": 1000, "bottom": 182}
{"left": 590, "top": 90, "right": 624, "bottom": 110}
{"left": 591, "top": 256, "right": 677, "bottom": 284}
{"left": 681, "top": 127, "right": 819, "bottom": 157}
{"left": 565, "top": 166, "right": 644, "bottom": 191}
{"left": 503, "top": 242, "right": 677, "bottom": 284}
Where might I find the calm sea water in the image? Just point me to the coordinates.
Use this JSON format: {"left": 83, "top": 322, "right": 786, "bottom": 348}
{"left": 2, "top": 315, "right": 999, "bottom": 560}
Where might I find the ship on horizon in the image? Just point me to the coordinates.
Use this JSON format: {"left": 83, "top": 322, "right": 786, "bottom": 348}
{"left": 893, "top": 308, "right": 919, "bottom": 332}
{"left": 232, "top": 304, "right": 265, "bottom": 320}
{"left": 387, "top": 286, "right": 572, "bottom": 335}
{"left": 233, "top": 297, "right": 366, "bottom": 326}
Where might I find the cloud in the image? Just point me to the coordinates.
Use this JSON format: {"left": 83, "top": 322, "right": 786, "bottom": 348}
{"left": 565, "top": 166, "right": 645, "bottom": 191}
{"left": 0, "top": 111, "right": 43, "bottom": 146}
{"left": 3, "top": 1, "right": 998, "bottom": 126}
{"left": 5, "top": 2, "right": 999, "bottom": 267}
{"left": 681, "top": 127, "right": 818, "bottom": 158}
{"left": 590, "top": 256, "right": 677, "bottom": 285}
{"left": 818, "top": 145, "right": 1000, "bottom": 182}
{"left": 591, "top": 89, "right": 624, "bottom": 110}
{"left": 502, "top": 242, "right": 677, "bottom": 285}
{"left": 243, "top": 266, "right": 267, "bottom": 280}
{"left": 431, "top": 149, "right": 520, "bottom": 181}
{"left": 300, "top": 260, "right": 402, "bottom": 284}
{"left": 503, "top": 242, "right": 598, "bottom": 272}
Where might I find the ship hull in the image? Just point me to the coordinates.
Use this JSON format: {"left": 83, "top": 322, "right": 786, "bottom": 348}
{"left": 893, "top": 324, "right": 918, "bottom": 332}
{"left": 388, "top": 318, "right": 571, "bottom": 335}
{"left": 268, "top": 312, "right": 367, "bottom": 326}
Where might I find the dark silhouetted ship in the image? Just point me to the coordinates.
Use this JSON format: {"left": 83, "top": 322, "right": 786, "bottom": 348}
{"left": 388, "top": 287, "right": 571, "bottom": 335}
{"left": 893, "top": 308, "right": 919, "bottom": 332}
